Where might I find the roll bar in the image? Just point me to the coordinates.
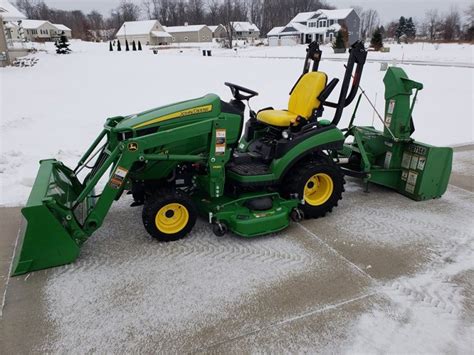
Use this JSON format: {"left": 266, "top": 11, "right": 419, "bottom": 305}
{"left": 325, "top": 41, "right": 367, "bottom": 126}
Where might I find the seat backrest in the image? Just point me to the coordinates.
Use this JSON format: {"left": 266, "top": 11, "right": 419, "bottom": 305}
{"left": 288, "top": 72, "right": 327, "bottom": 119}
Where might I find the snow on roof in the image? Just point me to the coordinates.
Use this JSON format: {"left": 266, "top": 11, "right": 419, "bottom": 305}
{"left": 208, "top": 25, "right": 224, "bottom": 32}
{"left": 0, "top": 0, "right": 26, "bottom": 21}
{"left": 19, "top": 19, "right": 53, "bottom": 29}
{"left": 267, "top": 26, "right": 284, "bottom": 36}
{"left": 291, "top": 11, "right": 318, "bottom": 23}
{"left": 232, "top": 22, "right": 259, "bottom": 32}
{"left": 329, "top": 23, "right": 342, "bottom": 31}
{"left": 317, "top": 8, "right": 354, "bottom": 20}
{"left": 283, "top": 22, "right": 308, "bottom": 34}
{"left": 164, "top": 24, "right": 209, "bottom": 33}
{"left": 291, "top": 8, "right": 354, "bottom": 23}
{"left": 54, "top": 23, "right": 71, "bottom": 31}
{"left": 151, "top": 30, "right": 172, "bottom": 38}
{"left": 116, "top": 20, "right": 158, "bottom": 36}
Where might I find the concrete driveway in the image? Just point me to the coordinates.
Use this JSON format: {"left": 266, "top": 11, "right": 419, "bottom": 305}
{"left": 1, "top": 147, "right": 472, "bottom": 353}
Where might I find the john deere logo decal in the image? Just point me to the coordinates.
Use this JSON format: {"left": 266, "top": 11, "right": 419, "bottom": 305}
{"left": 128, "top": 142, "right": 138, "bottom": 151}
{"left": 133, "top": 105, "right": 213, "bottom": 129}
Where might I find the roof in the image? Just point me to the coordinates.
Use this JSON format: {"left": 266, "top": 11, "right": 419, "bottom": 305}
{"left": 208, "top": 25, "right": 224, "bottom": 32}
{"left": 0, "top": 0, "right": 26, "bottom": 21}
{"left": 291, "top": 8, "right": 354, "bottom": 23}
{"left": 267, "top": 26, "right": 284, "bottom": 36}
{"left": 116, "top": 20, "right": 158, "bottom": 36}
{"left": 151, "top": 30, "right": 172, "bottom": 38}
{"left": 290, "top": 11, "right": 318, "bottom": 23}
{"left": 318, "top": 8, "right": 353, "bottom": 20}
{"left": 54, "top": 24, "right": 71, "bottom": 31}
{"left": 19, "top": 19, "right": 54, "bottom": 29}
{"left": 281, "top": 22, "right": 308, "bottom": 34}
{"left": 164, "top": 24, "right": 208, "bottom": 33}
{"left": 232, "top": 22, "right": 259, "bottom": 32}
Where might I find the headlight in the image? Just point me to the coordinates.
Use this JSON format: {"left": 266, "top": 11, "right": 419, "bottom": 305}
{"left": 282, "top": 130, "right": 290, "bottom": 139}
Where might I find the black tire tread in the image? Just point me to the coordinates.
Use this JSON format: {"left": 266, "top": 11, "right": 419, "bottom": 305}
{"left": 283, "top": 157, "right": 345, "bottom": 219}
{"left": 142, "top": 189, "right": 197, "bottom": 242}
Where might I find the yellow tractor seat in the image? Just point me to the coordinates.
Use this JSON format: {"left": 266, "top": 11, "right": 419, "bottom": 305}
{"left": 257, "top": 71, "right": 328, "bottom": 127}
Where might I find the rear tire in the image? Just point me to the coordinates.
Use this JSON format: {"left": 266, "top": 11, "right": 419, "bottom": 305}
{"left": 284, "top": 158, "right": 345, "bottom": 218}
{"left": 142, "top": 190, "right": 197, "bottom": 241}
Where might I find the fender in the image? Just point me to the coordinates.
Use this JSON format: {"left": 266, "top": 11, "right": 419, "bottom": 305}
{"left": 271, "top": 126, "right": 344, "bottom": 180}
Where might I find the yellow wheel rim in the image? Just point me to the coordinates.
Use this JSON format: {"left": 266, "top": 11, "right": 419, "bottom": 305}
{"left": 155, "top": 203, "right": 189, "bottom": 234}
{"left": 304, "top": 173, "right": 334, "bottom": 206}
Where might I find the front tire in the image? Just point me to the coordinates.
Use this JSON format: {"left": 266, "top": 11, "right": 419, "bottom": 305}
{"left": 285, "top": 158, "right": 344, "bottom": 218}
{"left": 142, "top": 190, "right": 197, "bottom": 241}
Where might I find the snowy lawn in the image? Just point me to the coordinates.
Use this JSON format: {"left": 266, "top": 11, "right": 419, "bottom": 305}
{"left": 162, "top": 41, "right": 474, "bottom": 65}
{"left": 0, "top": 40, "right": 473, "bottom": 205}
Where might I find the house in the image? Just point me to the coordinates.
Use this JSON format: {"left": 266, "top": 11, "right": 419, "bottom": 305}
{"left": 209, "top": 24, "right": 227, "bottom": 40}
{"left": 267, "top": 8, "right": 359, "bottom": 46}
{"left": 53, "top": 24, "right": 72, "bottom": 39}
{"left": 0, "top": 0, "right": 25, "bottom": 22}
{"left": 19, "top": 20, "right": 60, "bottom": 42}
{"left": 116, "top": 20, "right": 171, "bottom": 46}
{"left": 231, "top": 22, "right": 260, "bottom": 40}
{"left": 0, "top": 0, "right": 26, "bottom": 66}
{"left": 164, "top": 24, "right": 212, "bottom": 43}
{"left": 1, "top": 0, "right": 26, "bottom": 41}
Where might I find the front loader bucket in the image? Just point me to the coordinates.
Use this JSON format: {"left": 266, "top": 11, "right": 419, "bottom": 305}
{"left": 11, "top": 159, "right": 86, "bottom": 276}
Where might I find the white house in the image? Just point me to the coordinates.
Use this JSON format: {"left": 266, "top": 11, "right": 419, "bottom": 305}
{"left": 116, "top": 20, "right": 171, "bottom": 46}
{"left": 53, "top": 23, "right": 72, "bottom": 39}
{"left": 267, "top": 8, "right": 360, "bottom": 46}
{"left": 1, "top": 0, "right": 25, "bottom": 41}
{"left": 232, "top": 22, "right": 260, "bottom": 40}
{"left": 19, "top": 19, "right": 59, "bottom": 42}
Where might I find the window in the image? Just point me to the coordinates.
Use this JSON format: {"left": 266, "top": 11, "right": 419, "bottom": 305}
{"left": 319, "top": 20, "right": 327, "bottom": 28}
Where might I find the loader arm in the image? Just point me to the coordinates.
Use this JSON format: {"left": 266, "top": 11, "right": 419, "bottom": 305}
{"left": 11, "top": 116, "right": 225, "bottom": 276}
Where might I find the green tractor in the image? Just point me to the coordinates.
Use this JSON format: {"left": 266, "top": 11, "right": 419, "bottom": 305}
{"left": 12, "top": 41, "right": 452, "bottom": 276}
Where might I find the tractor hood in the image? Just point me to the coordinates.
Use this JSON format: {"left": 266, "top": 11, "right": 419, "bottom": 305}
{"left": 114, "top": 94, "right": 221, "bottom": 132}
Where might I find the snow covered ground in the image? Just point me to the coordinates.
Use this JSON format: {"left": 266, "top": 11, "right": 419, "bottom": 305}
{"left": 160, "top": 41, "right": 474, "bottom": 66}
{"left": 1, "top": 41, "right": 473, "bottom": 353}
{"left": 0, "top": 40, "right": 473, "bottom": 207}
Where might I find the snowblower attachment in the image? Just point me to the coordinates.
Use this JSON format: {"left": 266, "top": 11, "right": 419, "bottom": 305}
{"left": 11, "top": 159, "right": 88, "bottom": 275}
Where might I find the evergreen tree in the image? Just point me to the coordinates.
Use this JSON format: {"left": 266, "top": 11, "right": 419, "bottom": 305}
{"left": 125, "top": 40, "right": 130, "bottom": 51}
{"left": 138, "top": 41, "right": 142, "bottom": 50}
{"left": 117, "top": 40, "right": 121, "bottom": 51}
{"left": 109, "top": 41, "right": 113, "bottom": 51}
{"left": 370, "top": 27, "right": 383, "bottom": 51}
{"left": 332, "top": 30, "right": 346, "bottom": 49}
{"left": 132, "top": 40, "right": 137, "bottom": 51}
{"left": 55, "top": 32, "right": 71, "bottom": 54}
{"left": 405, "top": 17, "right": 416, "bottom": 39}
{"left": 395, "top": 16, "right": 407, "bottom": 39}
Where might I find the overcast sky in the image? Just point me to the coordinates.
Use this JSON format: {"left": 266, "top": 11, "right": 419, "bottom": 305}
{"left": 42, "top": 0, "right": 472, "bottom": 23}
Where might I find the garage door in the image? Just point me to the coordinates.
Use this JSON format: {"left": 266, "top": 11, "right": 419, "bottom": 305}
{"left": 280, "top": 36, "right": 299, "bottom": 46}
{"left": 268, "top": 37, "right": 279, "bottom": 46}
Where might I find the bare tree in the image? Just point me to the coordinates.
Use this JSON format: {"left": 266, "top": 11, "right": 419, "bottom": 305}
{"left": 219, "top": 0, "right": 247, "bottom": 48}
{"left": 424, "top": 9, "right": 439, "bottom": 41}
{"left": 442, "top": 6, "right": 461, "bottom": 41}
{"left": 206, "top": 0, "right": 220, "bottom": 25}
{"left": 88, "top": 10, "right": 104, "bottom": 30}
{"left": 360, "top": 9, "right": 379, "bottom": 40}
{"left": 119, "top": 0, "right": 141, "bottom": 22}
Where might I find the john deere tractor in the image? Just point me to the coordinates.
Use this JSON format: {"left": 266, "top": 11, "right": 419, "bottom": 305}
{"left": 12, "top": 41, "right": 452, "bottom": 276}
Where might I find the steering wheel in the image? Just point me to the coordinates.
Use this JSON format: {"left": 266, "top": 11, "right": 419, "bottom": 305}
{"left": 224, "top": 82, "right": 259, "bottom": 101}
